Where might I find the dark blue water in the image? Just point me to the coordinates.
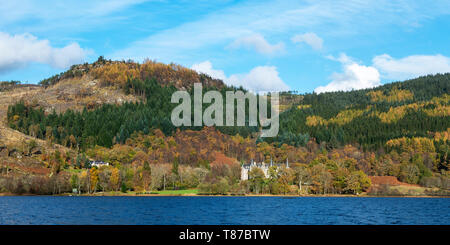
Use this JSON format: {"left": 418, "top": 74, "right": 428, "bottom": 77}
{"left": 0, "top": 196, "right": 448, "bottom": 225}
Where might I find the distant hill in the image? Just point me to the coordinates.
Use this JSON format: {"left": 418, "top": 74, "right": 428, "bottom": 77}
{"left": 271, "top": 73, "right": 450, "bottom": 150}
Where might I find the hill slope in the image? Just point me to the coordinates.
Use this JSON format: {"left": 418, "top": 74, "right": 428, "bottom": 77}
{"left": 271, "top": 73, "right": 450, "bottom": 150}
{"left": 1, "top": 60, "right": 449, "bottom": 195}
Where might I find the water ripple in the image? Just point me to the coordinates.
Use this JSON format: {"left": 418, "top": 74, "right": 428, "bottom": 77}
{"left": 0, "top": 196, "right": 448, "bottom": 225}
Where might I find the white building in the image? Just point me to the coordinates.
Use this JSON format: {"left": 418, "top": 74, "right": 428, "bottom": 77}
{"left": 89, "top": 160, "right": 109, "bottom": 168}
{"left": 241, "top": 158, "right": 289, "bottom": 180}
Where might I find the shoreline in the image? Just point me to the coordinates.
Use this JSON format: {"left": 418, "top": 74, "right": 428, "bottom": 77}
{"left": 1, "top": 192, "right": 448, "bottom": 198}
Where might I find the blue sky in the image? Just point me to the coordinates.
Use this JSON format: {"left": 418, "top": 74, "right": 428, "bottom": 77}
{"left": 1, "top": 0, "right": 450, "bottom": 93}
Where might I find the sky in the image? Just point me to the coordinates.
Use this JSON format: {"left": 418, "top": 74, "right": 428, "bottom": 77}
{"left": 1, "top": 0, "right": 450, "bottom": 93}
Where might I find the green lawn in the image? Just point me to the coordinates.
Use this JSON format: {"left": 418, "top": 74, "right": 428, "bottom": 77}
{"left": 150, "top": 189, "right": 199, "bottom": 195}
{"left": 77, "top": 189, "right": 200, "bottom": 196}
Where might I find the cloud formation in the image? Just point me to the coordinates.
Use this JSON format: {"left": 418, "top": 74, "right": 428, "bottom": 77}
{"left": 315, "top": 53, "right": 380, "bottom": 93}
{"left": 291, "top": 32, "right": 323, "bottom": 50}
{"left": 373, "top": 54, "right": 450, "bottom": 80}
{"left": 316, "top": 52, "right": 450, "bottom": 94}
{"left": 191, "top": 61, "right": 289, "bottom": 93}
{"left": 228, "top": 66, "right": 289, "bottom": 93}
{"left": 0, "top": 32, "right": 88, "bottom": 73}
{"left": 191, "top": 61, "right": 227, "bottom": 81}
{"left": 228, "top": 34, "right": 284, "bottom": 55}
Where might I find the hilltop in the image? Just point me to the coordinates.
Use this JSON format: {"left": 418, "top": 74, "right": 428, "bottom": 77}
{"left": 39, "top": 56, "right": 225, "bottom": 90}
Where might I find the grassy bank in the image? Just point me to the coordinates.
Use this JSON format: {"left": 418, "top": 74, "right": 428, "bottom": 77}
{"left": 147, "top": 189, "right": 199, "bottom": 195}
{"left": 74, "top": 189, "right": 200, "bottom": 196}
{"left": 56, "top": 188, "right": 449, "bottom": 197}
{"left": 2, "top": 186, "right": 449, "bottom": 197}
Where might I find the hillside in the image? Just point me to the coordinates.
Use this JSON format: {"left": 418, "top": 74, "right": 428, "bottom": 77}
{"left": 1, "top": 59, "right": 449, "bottom": 196}
{"left": 272, "top": 73, "right": 450, "bottom": 150}
{"left": 0, "top": 58, "right": 252, "bottom": 194}
{"left": 0, "top": 83, "right": 72, "bottom": 156}
{"left": 0, "top": 58, "right": 232, "bottom": 148}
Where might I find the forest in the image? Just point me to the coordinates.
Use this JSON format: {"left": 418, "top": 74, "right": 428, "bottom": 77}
{"left": 7, "top": 77, "right": 261, "bottom": 150}
{"left": 271, "top": 73, "right": 450, "bottom": 150}
{"left": 1, "top": 59, "right": 449, "bottom": 196}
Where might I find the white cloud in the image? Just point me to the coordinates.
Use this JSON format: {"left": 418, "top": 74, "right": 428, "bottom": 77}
{"left": 325, "top": 53, "right": 353, "bottom": 64}
{"left": 191, "top": 61, "right": 227, "bottom": 81}
{"left": 228, "top": 66, "right": 289, "bottom": 93}
{"left": 317, "top": 52, "right": 450, "bottom": 93}
{"left": 228, "top": 34, "right": 284, "bottom": 55}
{"left": 191, "top": 61, "right": 289, "bottom": 93}
{"left": 315, "top": 53, "right": 380, "bottom": 93}
{"left": 0, "top": 32, "right": 88, "bottom": 73}
{"left": 373, "top": 54, "right": 450, "bottom": 80}
{"left": 291, "top": 32, "right": 323, "bottom": 50}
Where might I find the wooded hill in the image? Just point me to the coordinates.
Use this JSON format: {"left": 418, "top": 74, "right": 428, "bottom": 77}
{"left": 271, "top": 73, "right": 449, "bottom": 150}
{"left": 8, "top": 61, "right": 449, "bottom": 153}
{"left": 2, "top": 58, "right": 449, "bottom": 195}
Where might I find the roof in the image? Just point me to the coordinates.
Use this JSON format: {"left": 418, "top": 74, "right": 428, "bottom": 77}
{"left": 89, "top": 160, "right": 109, "bottom": 164}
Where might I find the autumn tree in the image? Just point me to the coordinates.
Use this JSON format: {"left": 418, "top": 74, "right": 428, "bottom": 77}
{"left": 345, "top": 170, "right": 371, "bottom": 194}
{"left": 293, "top": 164, "right": 309, "bottom": 192}
{"left": 278, "top": 166, "right": 294, "bottom": 194}
{"left": 110, "top": 167, "right": 120, "bottom": 191}
{"left": 89, "top": 168, "right": 99, "bottom": 193}
{"left": 142, "top": 161, "right": 151, "bottom": 191}
{"left": 248, "top": 167, "right": 265, "bottom": 194}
